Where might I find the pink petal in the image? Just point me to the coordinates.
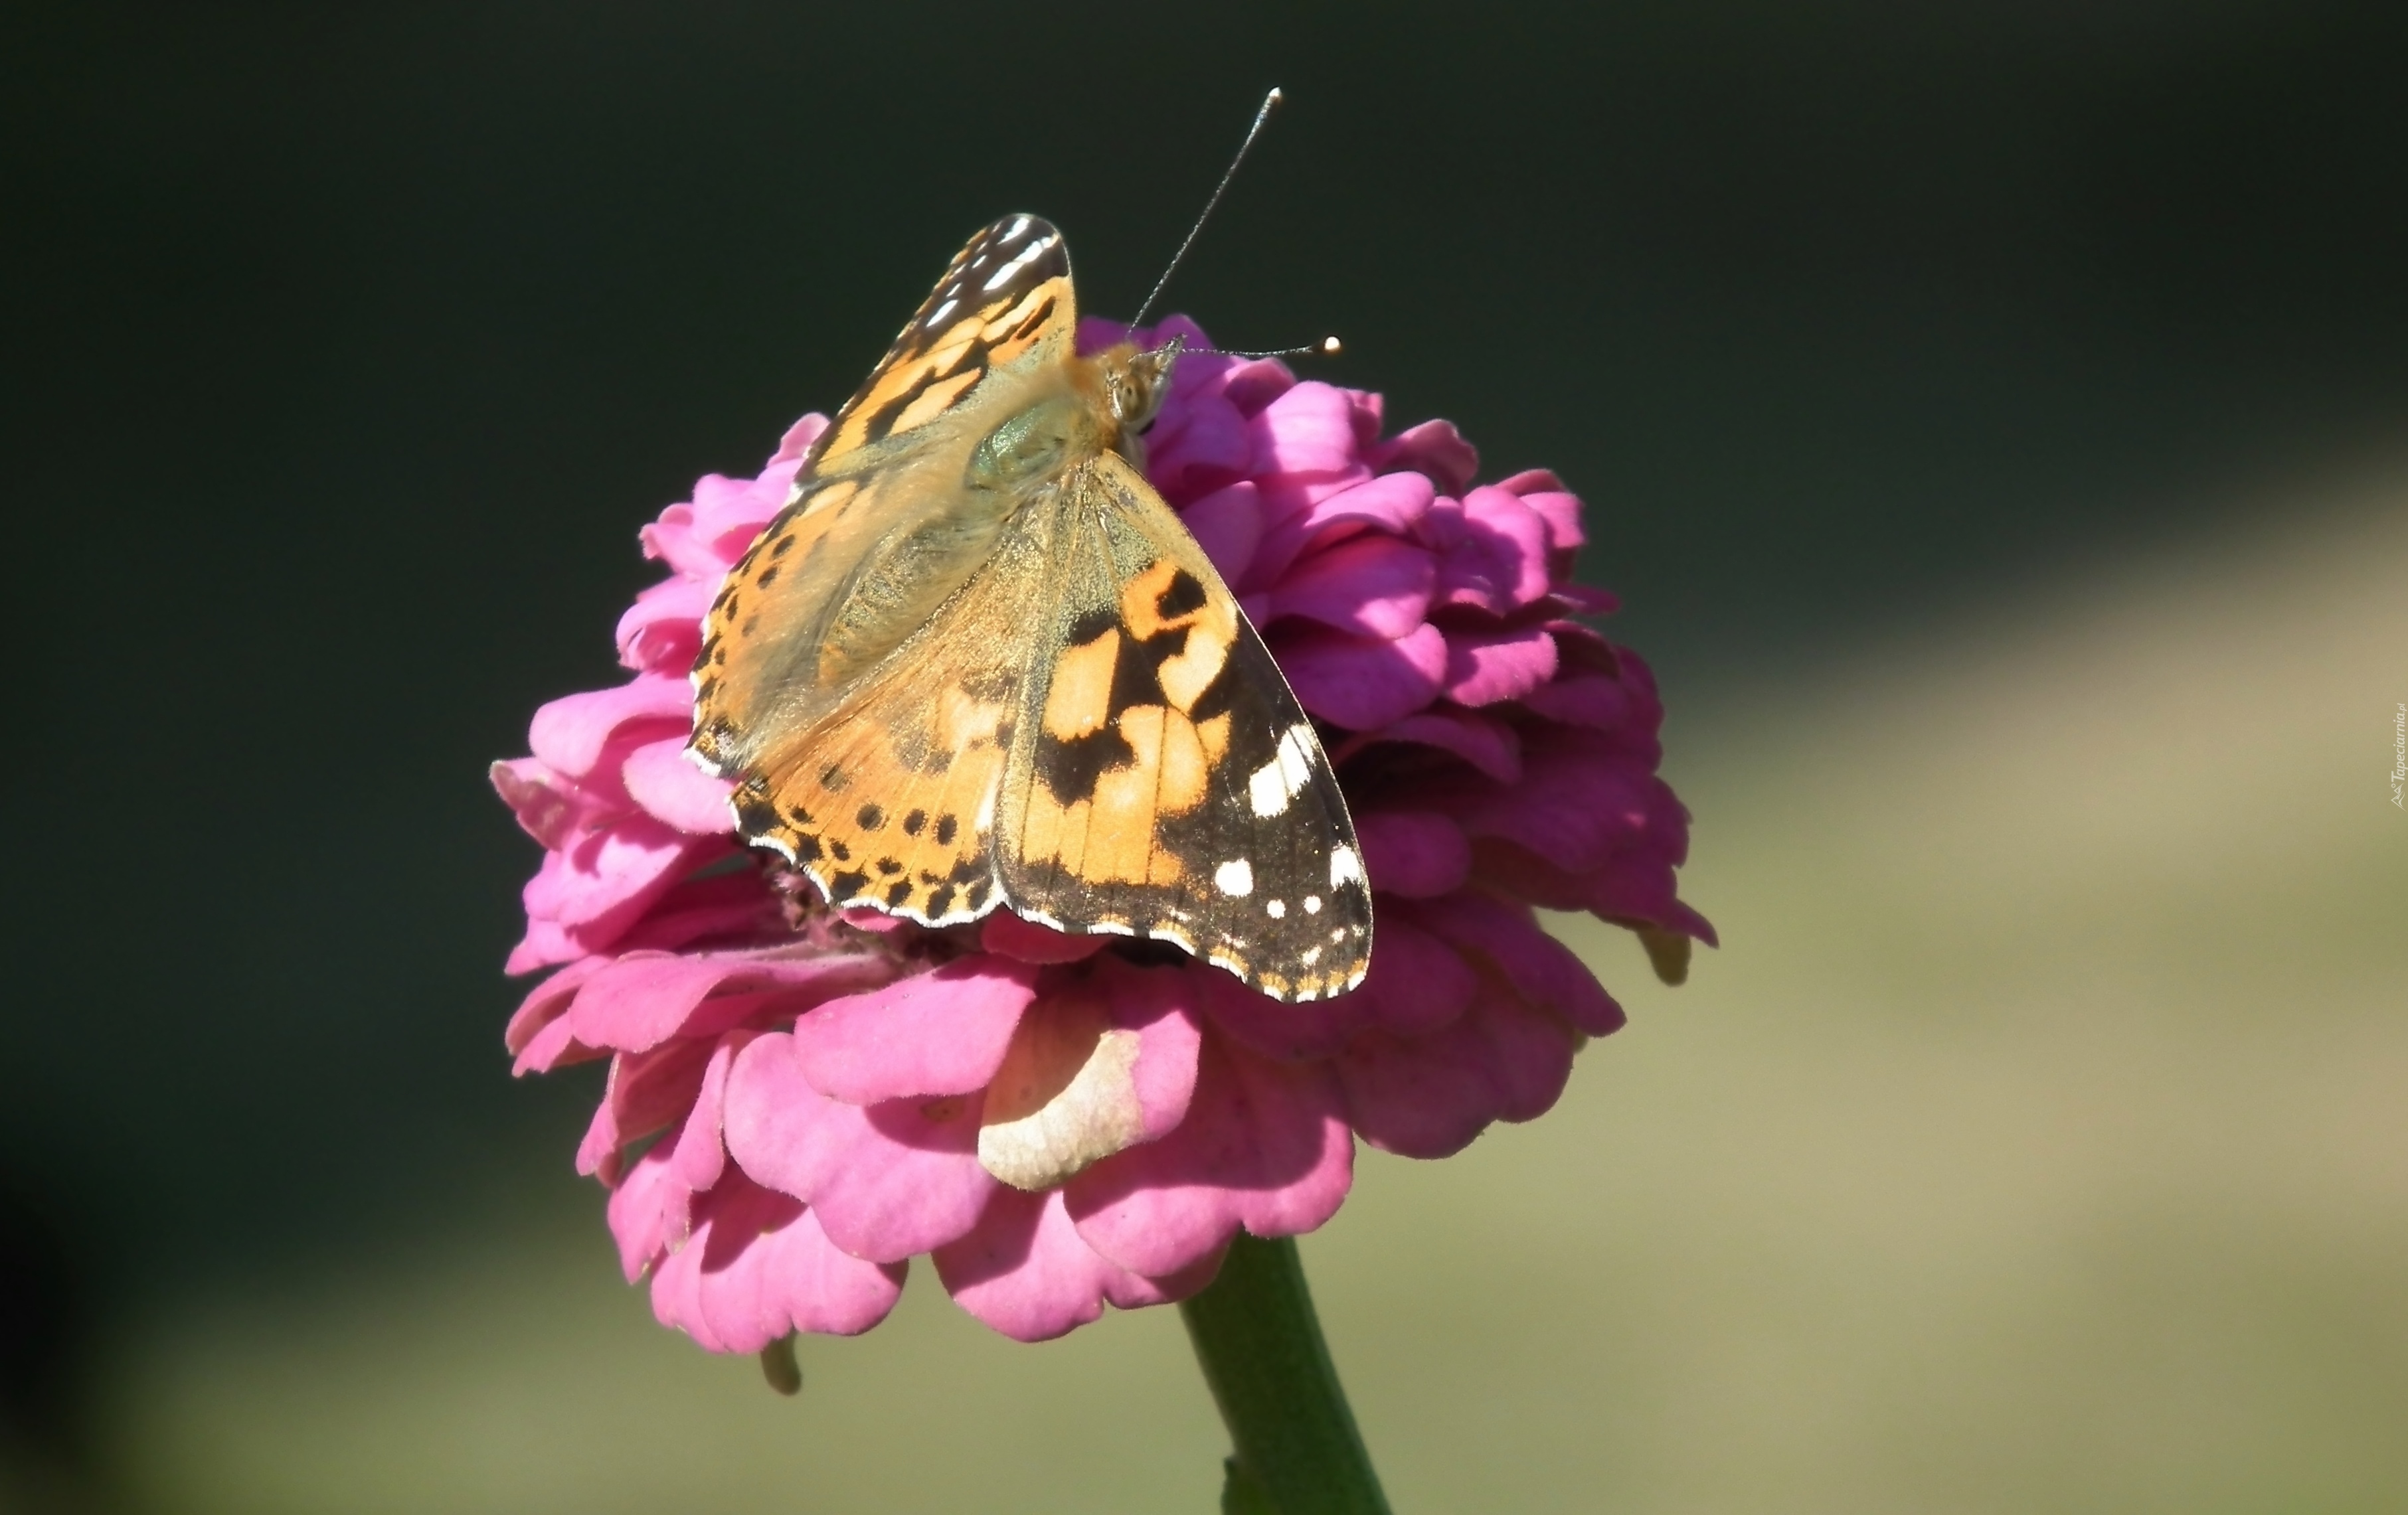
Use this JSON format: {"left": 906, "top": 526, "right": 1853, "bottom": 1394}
{"left": 1066, "top": 1034, "right": 1353, "bottom": 1278}
{"left": 519, "top": 816, "right": 710, "bottom": 959}
{"left": 1337, "top": 982, "right": 1577, "bottom": 1159}
{"left": 606, "top": 1141, "right": 689, "bottom": 1281}
{"left": 1425, "top": 485, "right": 1554, "bottom": 611}
{"left": 1249, "top": 381, "right": 1362, "bottom": 479}
{"left": 651, "top": 1172, "right": 906, "bottom": 1351}
{"left": 791, "top": 956, "right": 1039, "bottom": 1104}
{"left": 980, "top": 912, "right": 1108, "bottom": 966}
{"left": 1371, "top": 418, "right": 1480, "bottom": 494}
{"left": 1352, "top": 810, "right": 1472, "bottom": 898}
{"left": 504, "top": 955, "right": 607, "bottom": 1061}
{"left": 1255, "top": 470, "right": 1435, "bottom": 584}
{"left": 1415, "top": 893, "right": 1626, "bottom": 1038}
{"left": 1178, "top": 481, "right": 1264, "bottom": 588}
{"left": 1191, "top": 965, "right": 1373, "bottom": 1063}
{"left": 488, "top": 758, "right": 604, "bottom": 852}
{"left": 614, "top": 576, "right": 712, "bottom": 673}
{"left": 935, "top": 1186, "right": 1218, "bottom": 1342}
{"left": 1274, "top": 622, "right": 1448, "bottom": 731}
{"left": 1351, "top": 913, "right": 1480, "bottom": 1038}
{"left": 667, "top": 1032, "right": 747, "bottom": 1194}
{"left": 528, "top": 676, "right": 693, "bottom": 779}
{"left": 1519, "top": 670, "right": 1636, "bottom": 731}
{"left": 568, "top": 947, "right": 887, "bottom": 1056}
{"left": 1359, "top": 706, "right": 1523, "bottom": 782}
{"left": 723, "top": 1033, "right": 997, "bottom": 1263}
{"left": 578, "top": 1038, "right": 713, "bottom": 1179}
{"left": 1442, "top": 623, "right": 1559, "bottom": 707}
{"left": 1264, "top": 535, "right": 1436, "bottom": 639}
{"left": 622, "top": 738, "right": 735, "bottom": 835}
{"left": 1149, "top": 391, "right": 1253, "bottom": 501}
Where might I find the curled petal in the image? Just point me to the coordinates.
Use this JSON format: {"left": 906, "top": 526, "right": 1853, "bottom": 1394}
{"left": 976, "top": 963, "right": 1203, "bottom": 1191}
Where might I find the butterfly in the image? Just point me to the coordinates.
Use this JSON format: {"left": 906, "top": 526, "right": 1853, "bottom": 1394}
{"left": 687, "top": 214, "right": 1371, "bottom": 1002}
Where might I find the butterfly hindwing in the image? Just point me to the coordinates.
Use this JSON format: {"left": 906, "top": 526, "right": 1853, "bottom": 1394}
{"left": 996, "top": 451, "right": 1371, "bottom": 1001}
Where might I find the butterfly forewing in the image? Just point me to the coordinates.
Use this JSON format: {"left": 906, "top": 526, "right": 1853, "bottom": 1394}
{"left": 693, "top": 216, "right": 1071, "bottom": 775}
{"left": 809, "top": 215, "right": 1073, "bottom": 475}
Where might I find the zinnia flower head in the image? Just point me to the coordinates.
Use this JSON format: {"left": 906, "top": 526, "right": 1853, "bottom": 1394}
{"left": 491, "top": 315, "right": 1713, "bottom": 1348}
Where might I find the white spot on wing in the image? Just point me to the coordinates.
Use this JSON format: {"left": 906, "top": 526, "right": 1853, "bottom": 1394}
{"left": 1303, "top": 895, "right": 1322, "bottom": 914}
{"left": 983, "top": 236, "right": 1051, "bottom": 292}
{"left": 1266, "top": 899, "right": 1286, "bottom": 919}
{"left": 1329, "top": 844, "right": 1364, "bottom": 886}
{"left": 1248, "top": 724, "right": 1320, "bottom": 817}
{"left": 1215, "top": 858, "right": 1254, "bottom": 896}
{"left": 927, "top": 296, "right": 958, "bottom": 325}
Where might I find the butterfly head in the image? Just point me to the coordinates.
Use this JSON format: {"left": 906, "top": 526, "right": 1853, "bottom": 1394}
{"left": 1096, "top": 334, "right": 1185, "bottom": 457}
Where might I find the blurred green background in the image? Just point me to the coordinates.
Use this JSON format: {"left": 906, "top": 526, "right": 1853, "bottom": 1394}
{"left": 4, "top": 2, "right": 2404, "bottom": 1511}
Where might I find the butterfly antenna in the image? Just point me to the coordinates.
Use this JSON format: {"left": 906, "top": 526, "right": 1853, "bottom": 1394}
{"left": 1190, "top": 336, "right": 1343, "bottom": 360}
{"left": 1130, "top": 87, "right": 1285, "bottom": 329}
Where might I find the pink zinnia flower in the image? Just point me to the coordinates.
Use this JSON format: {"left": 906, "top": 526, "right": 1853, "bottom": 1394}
{"left": 491, "top": 315, "right": 1714, "bottom": 1348}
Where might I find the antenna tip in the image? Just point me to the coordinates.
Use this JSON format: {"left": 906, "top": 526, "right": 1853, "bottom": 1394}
{"left": 1266, "top": 86, "right": 1284, "bottom": 105}
{"left": 1320, "top": 335, "right": 1341, "bottom": 355}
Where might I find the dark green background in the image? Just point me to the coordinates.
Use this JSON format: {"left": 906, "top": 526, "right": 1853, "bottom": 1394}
{"left": 5, "top": 0, "right": 2403, "bottom": 1484}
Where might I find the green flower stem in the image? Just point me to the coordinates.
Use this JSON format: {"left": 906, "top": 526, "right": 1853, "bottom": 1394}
{"left": 1179, "top": 1233, "right": 1392, "bottom": 1515}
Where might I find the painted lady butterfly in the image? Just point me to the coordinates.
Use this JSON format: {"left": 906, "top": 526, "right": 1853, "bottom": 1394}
{"left": 689, "top": 215, "right": 1371, "bottom": 1002}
